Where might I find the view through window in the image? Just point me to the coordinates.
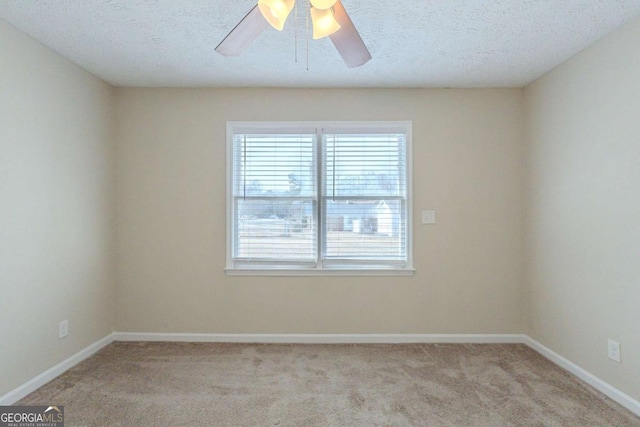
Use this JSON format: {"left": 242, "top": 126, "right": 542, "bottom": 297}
{"left": 227, "top": 122, "right": 412, "bottom": 273}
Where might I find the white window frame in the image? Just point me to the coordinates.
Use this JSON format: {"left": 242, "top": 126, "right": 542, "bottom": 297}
{"left": 226, "top": 121, "right": 414, "bottom": 276}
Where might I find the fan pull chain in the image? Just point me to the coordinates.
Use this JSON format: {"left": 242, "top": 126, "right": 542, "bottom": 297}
{"left": 306, "top": 10, "right": 310, "bottom": 71}
{"left": 294, "top": 0, "right": 298, "bottom": 63}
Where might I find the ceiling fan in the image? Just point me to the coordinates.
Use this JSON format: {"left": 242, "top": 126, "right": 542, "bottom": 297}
{"left": 215, "top": 0, "right": 371, "bottom": 68}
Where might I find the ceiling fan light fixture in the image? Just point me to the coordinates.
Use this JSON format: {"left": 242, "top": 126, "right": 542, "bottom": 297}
{"left": 258, "top": 0, "right": 295, "bottom": 31}
{"left": 310, "top": 7, "right": 341, "bottom": 39}
{"left": 216, "top": 1, "right": 371, "bottom": 68}
{"left": 309, "top": 0, "right": 337, "bottom": 10}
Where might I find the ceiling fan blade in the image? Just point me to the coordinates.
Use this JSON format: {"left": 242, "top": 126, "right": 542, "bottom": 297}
{"left": 215, "top": 5, "right": 269, "bottom": 57}
{"left": 329, "top": 1, "right": 372, "bottom": 68}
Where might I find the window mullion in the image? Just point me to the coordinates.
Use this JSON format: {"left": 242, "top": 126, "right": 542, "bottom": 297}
{"left": 316, "top": 129, "right": 324, "bottom": 268}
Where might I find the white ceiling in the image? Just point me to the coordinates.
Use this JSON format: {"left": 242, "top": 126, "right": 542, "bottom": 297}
{"left": 2, "top": 0, "right": 640, "bottom": 88}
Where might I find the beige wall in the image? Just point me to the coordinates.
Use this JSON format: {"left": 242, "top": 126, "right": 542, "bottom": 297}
{"left": 114, "top": 88, "right": 525, "bottom": 335}
{"left": 524, "top": 16, "right": 640, "bottom": 401}
{"left": 0, "top": 21, "right": 115, "bottom": 396}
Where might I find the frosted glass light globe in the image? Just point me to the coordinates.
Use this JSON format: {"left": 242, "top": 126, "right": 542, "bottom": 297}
{"left": 258, "top": 0, "right": 295, "bottom": 31}
{"left": 310, "top": 0, "right": 337, "bottom": 10}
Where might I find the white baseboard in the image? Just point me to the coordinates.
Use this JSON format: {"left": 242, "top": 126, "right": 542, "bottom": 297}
{"left": 113, "top": 332, "right": 526, "bottom": 344}
{"left": 0, "top": 333, "right": 115, "bottom": 406}
{"left": 524, "top": 336, "right": 640, "bottom": 417}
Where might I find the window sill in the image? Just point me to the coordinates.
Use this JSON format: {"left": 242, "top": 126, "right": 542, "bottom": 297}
{"left": 224, "top": 268, "right": 415, "bottom": 277}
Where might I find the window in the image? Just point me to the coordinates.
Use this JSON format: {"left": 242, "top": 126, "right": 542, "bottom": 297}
{"left": 226, "top": 121, "right": 412, "bottom": 275}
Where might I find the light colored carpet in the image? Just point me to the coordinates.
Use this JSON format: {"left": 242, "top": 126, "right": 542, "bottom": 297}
{"left": 18, "top": 342, "right": 640, "bottom": 426}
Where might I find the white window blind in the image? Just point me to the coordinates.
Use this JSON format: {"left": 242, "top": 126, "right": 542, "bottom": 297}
{"left": 227, "top": 122, "right": 412, "bottom": 274}
{"left": 322, "top": 133, "right": 407, "bottom": 266}
{"left": 232, "top": 133, "right": 317, "bottom": 264}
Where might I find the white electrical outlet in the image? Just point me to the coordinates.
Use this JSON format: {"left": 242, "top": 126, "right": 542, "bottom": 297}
{"left": 59, "top": 320, "right": 69, "bottom": 339}
{"left": 607, "top": 339, "right": 621, "bottom": 363}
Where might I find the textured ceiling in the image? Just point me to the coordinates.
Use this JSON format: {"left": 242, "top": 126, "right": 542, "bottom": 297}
{"left": 2, "top": 0, "right": 640, "bottom": 88}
